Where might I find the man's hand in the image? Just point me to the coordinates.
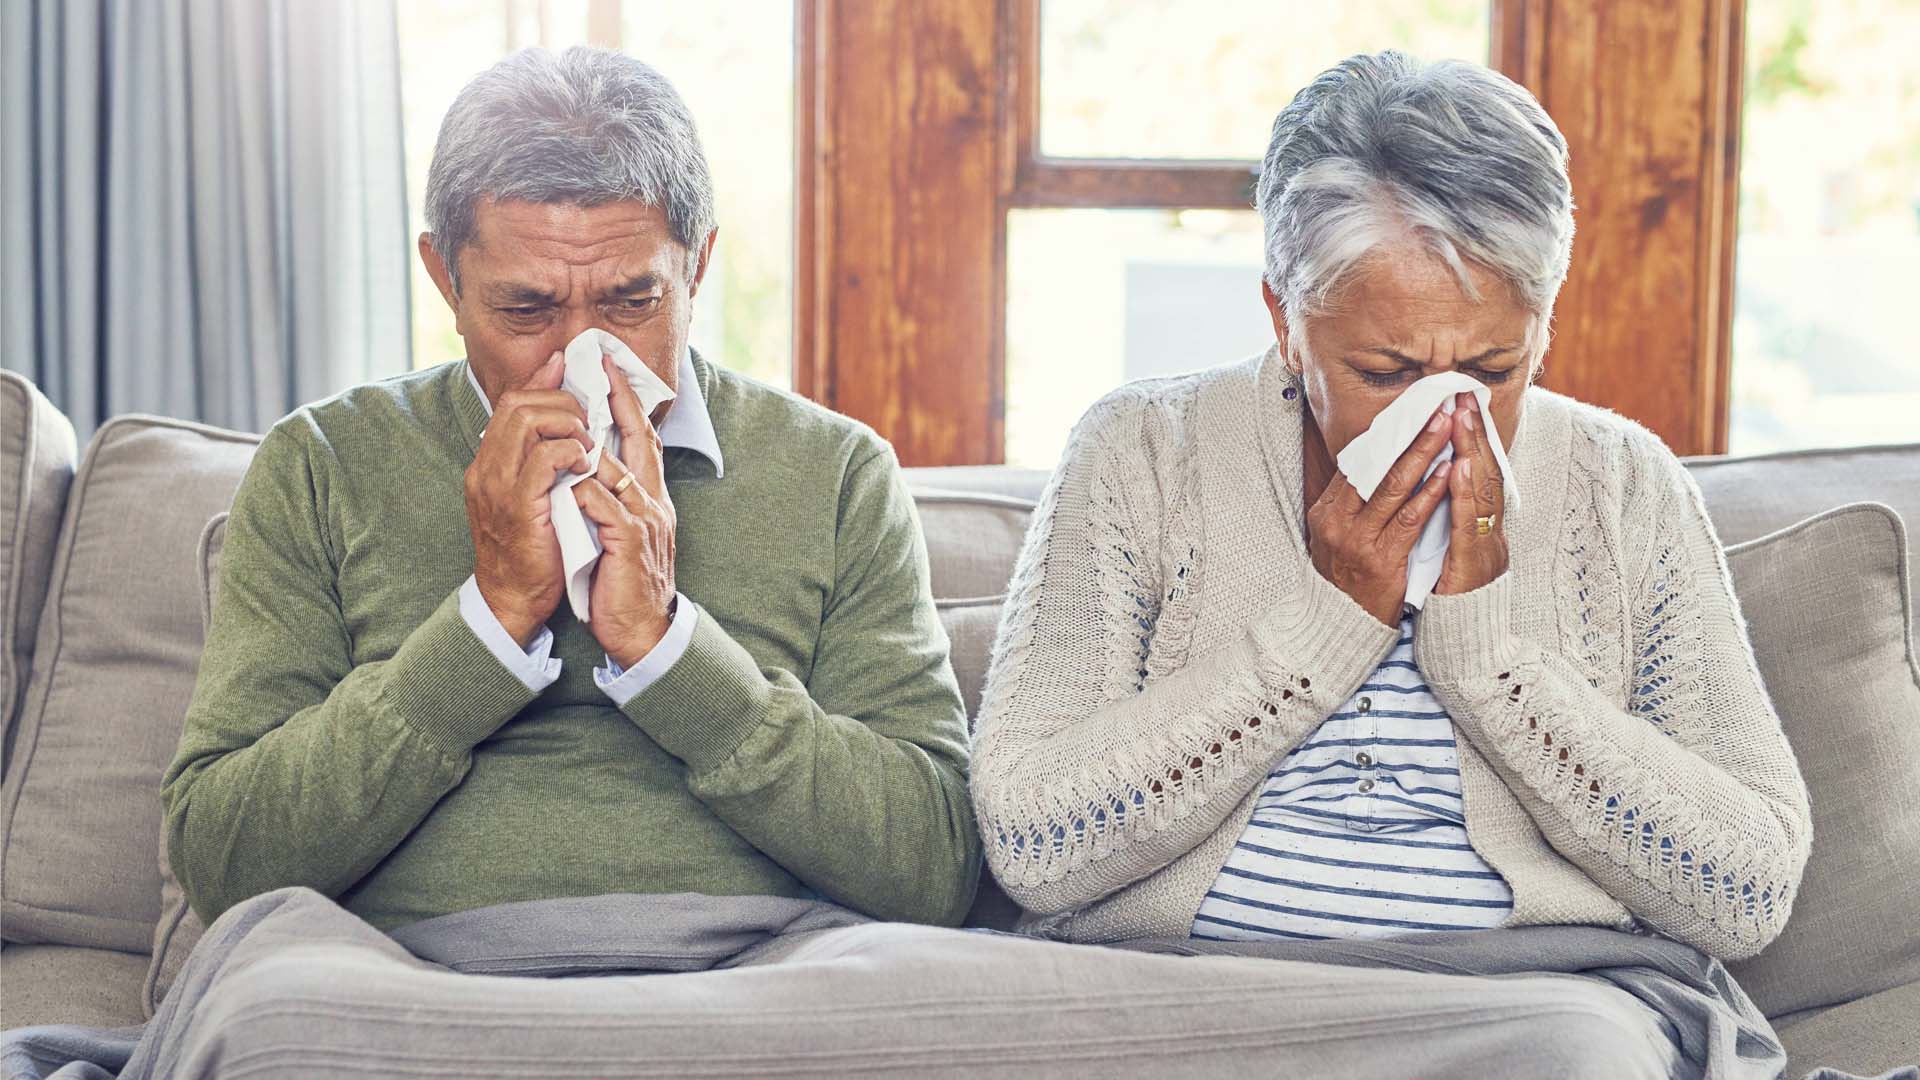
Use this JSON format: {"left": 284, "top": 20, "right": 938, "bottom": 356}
{"left": 465, "top": 352, "right": 592, "bottom": 646}
{"left": 572, "top": 353, "right": 678, "bottom": 668}
{"left": 1432, "top": 391, "right": 1510, "bottom": 596}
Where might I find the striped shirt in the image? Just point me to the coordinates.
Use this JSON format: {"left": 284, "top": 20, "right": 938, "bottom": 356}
{"left": 1191, "top": 613, "right": 1514, "bottom": 941}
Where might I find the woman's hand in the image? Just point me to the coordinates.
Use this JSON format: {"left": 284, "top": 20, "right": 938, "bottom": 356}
{"left": 1433, "top": 391, "right": 1510, "bottom": 596}
{"left": 1307, "top": 405, "right": 1454, "bottom": 627}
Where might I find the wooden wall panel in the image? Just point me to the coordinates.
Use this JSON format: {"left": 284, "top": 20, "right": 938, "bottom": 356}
{"left": 1507, "top": 0, "right": 1743, "bottom": 455}
{"left": 796, "top": 0, "right": 1004, "bottom": 466}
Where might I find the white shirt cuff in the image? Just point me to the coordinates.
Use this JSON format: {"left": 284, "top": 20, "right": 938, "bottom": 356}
{"left": 595, "top": 593, "right": 699, "bottom": 707}
{"left": 457, "top": 575, "right": 562, "bottom": 693}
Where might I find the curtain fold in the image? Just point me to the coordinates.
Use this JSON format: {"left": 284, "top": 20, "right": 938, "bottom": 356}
{"left": 1, "top": 0, "right": 410, "bottom": 441}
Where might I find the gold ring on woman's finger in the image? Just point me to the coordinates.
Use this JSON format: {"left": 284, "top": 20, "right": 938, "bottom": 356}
{"left": 612, "top": 471, "right": 636, "bottom": 496}
{"left": 1475, "top": 514, "right": 1496, "bottom": 535}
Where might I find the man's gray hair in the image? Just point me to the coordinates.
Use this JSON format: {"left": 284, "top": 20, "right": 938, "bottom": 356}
{"left": 425, "top": 46, "right": 716, "bottom": 292}
{"left": 1257, "top": 51, "right": 1574, "bottom": 352}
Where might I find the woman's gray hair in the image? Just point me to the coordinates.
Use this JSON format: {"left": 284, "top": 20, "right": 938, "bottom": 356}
{"left": 425, "top": 46, "right": 716, "bottom": 292}
{"left": 1257, "top": 51, "right": 1573, "bottom": 353}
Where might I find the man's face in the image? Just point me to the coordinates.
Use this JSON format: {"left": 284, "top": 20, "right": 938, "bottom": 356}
{"left": 420, "top": 198, "right": 713, "bottom": 419}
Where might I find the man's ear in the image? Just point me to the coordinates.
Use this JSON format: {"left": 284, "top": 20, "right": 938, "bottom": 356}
{"left": 419, "top": 233, "right": 464, "bottom": 335}
{"left": 1261, "top": 279, "right": 1301, "bottom": 374}
{"left": 686, "top": 228, "right": 718, "bottom": 299}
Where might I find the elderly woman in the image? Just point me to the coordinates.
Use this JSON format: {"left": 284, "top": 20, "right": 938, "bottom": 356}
{"left": 972, "top": 51, "right": 1812, "bottom": 1075}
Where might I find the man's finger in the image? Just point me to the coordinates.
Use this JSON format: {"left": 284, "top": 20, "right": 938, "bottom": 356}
{"left": 571, "top": 475, "right": 627, "bottom": 532}
{"left": 1358, "top": 406, "right": 1452, "bottom": 532}
{"left": 505, "top": 352, "right": 563, "bottom": 393}
{"left": 601, "top": 353, "right": 669, "bottom": 498}
{"left": 490, "top": 407, "right": 593, "bottom": 459}
{"left": 497, "top": 389, "right": 588, "bottom": 426}
{"left": 601, "top": 354, "right": 648, "bottom": 447}
{"left": 514, "top": 438, "right": 592, "bottom": 504}
{"left": 591, "top": 445, "right": 649, "bottom": 513}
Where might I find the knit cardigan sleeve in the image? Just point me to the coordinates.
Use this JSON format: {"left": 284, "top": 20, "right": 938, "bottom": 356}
{"left": 970, "top": 392, "right": 1400, "bottom": 916}
{"left": 1414, "top": 437, "right": 1812, "bottom": 961}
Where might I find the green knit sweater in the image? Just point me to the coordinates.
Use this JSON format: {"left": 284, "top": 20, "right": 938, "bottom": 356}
{"left": 162, "top": 354, "right": 981, "bottom": 931}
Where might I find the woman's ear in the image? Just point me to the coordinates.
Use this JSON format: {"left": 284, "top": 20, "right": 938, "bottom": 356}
{"left": 1261, "top": 280, "right": 1302, "bottom": 374}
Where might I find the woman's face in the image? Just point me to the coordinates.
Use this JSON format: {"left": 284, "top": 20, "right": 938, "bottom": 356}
{"left": 1265, "top": 242, "right": 1538, "bottom": 459}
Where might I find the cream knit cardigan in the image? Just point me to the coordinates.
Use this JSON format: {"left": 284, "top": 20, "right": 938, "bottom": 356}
{"left": 970, "top": 348, "right": 1811, "bottom": 961}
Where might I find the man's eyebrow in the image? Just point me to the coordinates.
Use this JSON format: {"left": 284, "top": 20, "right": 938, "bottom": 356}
{"left": 1361, "top": 345, "right": 1518, "bottom": 367}
{"left": 602, "top": 273, "right": 663, "bottom": 298}
{"left": 482, "top": 283, "right": 558, "bottom": 306}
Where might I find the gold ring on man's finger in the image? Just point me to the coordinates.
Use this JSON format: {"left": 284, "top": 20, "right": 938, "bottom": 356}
{"left": 612, "top": 471, "right": 637, "bottom": 496}
{"left": 1474, "top": 514, "right": 1496, "bottom": 535}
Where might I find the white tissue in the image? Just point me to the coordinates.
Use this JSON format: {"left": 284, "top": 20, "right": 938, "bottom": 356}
{"left": 1333, "top": 371, "right": 1518, "bottom": 611}
{"left": 549, "top": 328, "right": 676, "bottom": 622}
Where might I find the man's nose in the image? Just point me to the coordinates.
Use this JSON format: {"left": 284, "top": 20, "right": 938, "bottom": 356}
{"left": 560, "top": 304, "right": 599, "bottom": 344}
{"left": 545, "top": 304, "right": 599, "bottom": 356}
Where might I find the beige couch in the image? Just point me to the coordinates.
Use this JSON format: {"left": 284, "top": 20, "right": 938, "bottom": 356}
{"left": 3, "top": 369, "right": 1917, "bottom": 1077}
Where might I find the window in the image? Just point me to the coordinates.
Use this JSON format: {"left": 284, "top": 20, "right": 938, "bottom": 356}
{"left": 1003, "top": 0, "right": 1493, "bottom": 467}
{"left": 397, "top": 0, "right": 794, "bottom": 388}
{"left": 1729, "top": 0, "right": 1920, "bottom": 452}
{"left": 801, "top": 2, "right": 1810, "bottom": 466}
{"left": 1038, "top": 1, "right": 1491, "bottom": 160}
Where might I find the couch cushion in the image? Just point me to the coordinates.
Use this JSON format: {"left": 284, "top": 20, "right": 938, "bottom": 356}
{"left": 1719, "top": 504, "right": 1920, "bottom": 1019}
{"left": 0, "top": 372, "right": 79, "bottom": 775}
{"left": 145, "top": 515, "right": 226, "bottom": 1015}
{"left": 1688, "top": 442, "right": 1920, "bottom": 640}
{"left": 0, "top": 943, "right": 150, "bottom": 1030}
{"left": 0, "top": 416, "right": 259, "bottom": 952}
{"left": 937, "top": 596, "right": 1003, "bottom": 727}
{"left": 1775, "top": 979, "right": 1920, "bottom": 1080}
{"left": 904, "top": 466, "right": 1050, "bottom": 506}
{"left": 909, "top": 489, "right": 1037, "bottom": 602}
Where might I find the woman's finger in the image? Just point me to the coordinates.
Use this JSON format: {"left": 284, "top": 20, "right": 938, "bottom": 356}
{"left": 1387, "top": 459, "right": 1452, "bottom": 548}
{"left": 1358, "top": 406, "right": 1454, "bottom": 533}
{"left": 1448, "top": 447, "right": 1480, "bottom": 541}
{"left": 1448, "top": 394, "right": 1488, "bottom": 516}
{"left": 1466, "top": 392, "right": 1505, "bottom": 514}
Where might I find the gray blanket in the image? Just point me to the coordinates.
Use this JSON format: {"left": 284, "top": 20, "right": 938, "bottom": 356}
{"left": 2, "top": 887, "right": 1911, "bottom": 1079}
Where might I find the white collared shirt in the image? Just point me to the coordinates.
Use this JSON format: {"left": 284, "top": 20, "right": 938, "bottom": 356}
{"left": 457, "top": 349, "right": 720, "bottom": 706}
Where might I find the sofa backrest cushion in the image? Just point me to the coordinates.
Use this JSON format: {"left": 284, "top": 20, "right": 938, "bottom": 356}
{"left": 0, "top": 416, "right": 259, "bottom": 951}
{"left": 1722, "top": 503, "right": 1920, "bottom": 1018}
{"left": 1688, "top": 442, "right": 1920, "bottom": 639}
{"left": 909, "top": 489, "right": 1038, "bottom": 602}
{"left": 1, "top": 372, "right": 79, "bottom": 774}
{"left": 145, "top": 514, "right": 226, "bottom": 1014}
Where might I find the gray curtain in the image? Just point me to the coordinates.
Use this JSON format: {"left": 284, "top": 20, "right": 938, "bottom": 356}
{"left": 1, "top": 0, "right": 410, "bottom": 441}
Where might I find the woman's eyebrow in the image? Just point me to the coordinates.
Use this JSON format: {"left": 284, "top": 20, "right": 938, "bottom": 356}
{"left": 1359, "top": 345, "right": 1518, "bottom": 367}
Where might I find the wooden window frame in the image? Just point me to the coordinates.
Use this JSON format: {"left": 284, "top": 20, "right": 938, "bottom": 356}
{"left": 799, "top": 0, "right": 1745, "bottom": 465}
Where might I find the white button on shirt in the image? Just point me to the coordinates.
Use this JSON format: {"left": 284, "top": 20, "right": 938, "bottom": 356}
{"left": 457, "top": 351, "right": 722, "bottom": 706}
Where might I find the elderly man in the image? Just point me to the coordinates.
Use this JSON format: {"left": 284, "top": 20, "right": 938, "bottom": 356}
{"left": 160, "top": 46, "right": 979, "bottom": 932}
